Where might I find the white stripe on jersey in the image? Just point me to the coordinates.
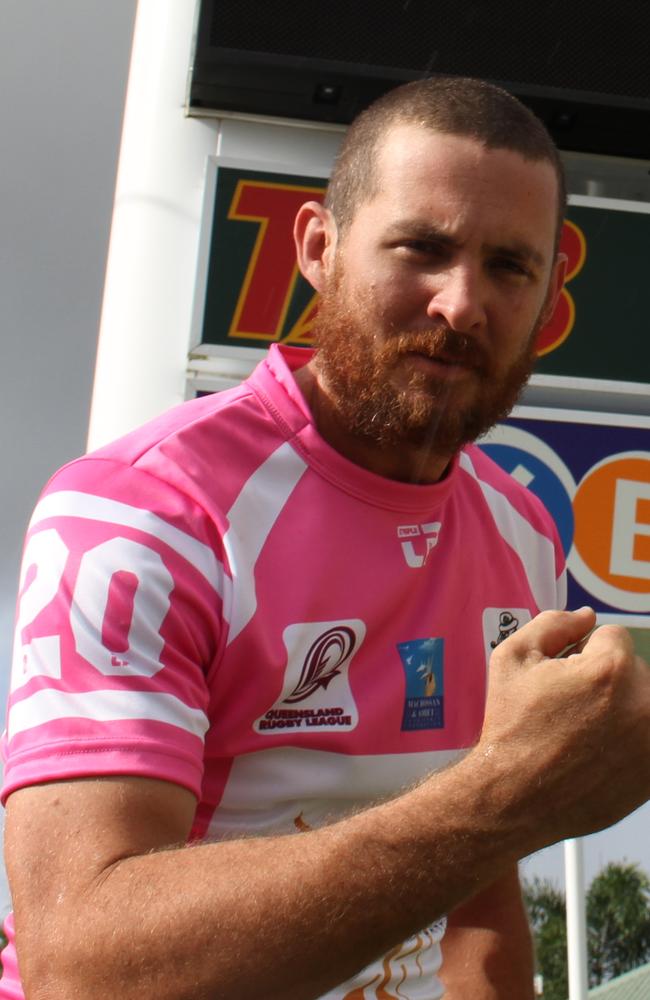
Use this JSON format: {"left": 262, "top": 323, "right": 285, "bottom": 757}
{"left": 207, "top": 745, "right": 465, "bottom": 837}
{"left": 555, "top": 559, "right": 567, "bottom": 610}
{"left": 8, "top": 688, "right": 209, "bottom": 741}
{"left": 459, "top": 451, "right": 562, "bottom": 611}
{"left": 30, "top": 490, "right": 224, "bottom": 598}
{"left": 223, "top": 441, "right": 307, "bottom": 644}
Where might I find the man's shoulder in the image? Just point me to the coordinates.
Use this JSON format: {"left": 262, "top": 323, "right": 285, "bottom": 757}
{"left": 460, "top": 442, "right": 519, "bottom": 490}
{"left": 459, "top": 442, "right": 557, "bottom": 532}
{"left": 90, "top": 379, "right": 258, "bottom": 469}
{"left": 35, "top": 372, "right": 283, "bottom": 530}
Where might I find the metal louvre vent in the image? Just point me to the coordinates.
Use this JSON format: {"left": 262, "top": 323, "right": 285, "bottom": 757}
{"left": 190, "top": 0, "right": 650, "bottom": 158}
{"left": 205, "top": 0, "right": 650, "bottom": 100}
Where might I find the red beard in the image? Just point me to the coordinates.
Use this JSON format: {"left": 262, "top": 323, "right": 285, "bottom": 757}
{"left": 311, "top": 280, "right": 539, "bottom": 455}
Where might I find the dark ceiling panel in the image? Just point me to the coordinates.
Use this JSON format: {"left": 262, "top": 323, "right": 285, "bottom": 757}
{"left": 188, "top": 0, "right": 650, "bottom": 159}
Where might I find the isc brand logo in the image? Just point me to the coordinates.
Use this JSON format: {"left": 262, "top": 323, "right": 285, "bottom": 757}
{"left": 397, "top": 523, "right": 442, "bottom": 568}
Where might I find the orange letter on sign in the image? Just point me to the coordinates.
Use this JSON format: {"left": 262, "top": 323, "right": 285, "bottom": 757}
{"left": 228, "top": 180, "right": 325, "bottom": 342}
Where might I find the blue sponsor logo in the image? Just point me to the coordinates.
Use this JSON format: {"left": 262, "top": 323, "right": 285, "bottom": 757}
{"left": 397, "top": 637, "right": 444, "bottom": 731}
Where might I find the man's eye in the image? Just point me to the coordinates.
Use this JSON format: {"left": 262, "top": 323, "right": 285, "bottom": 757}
{"left": 492, "top": 258, "right": 531, "bottom": 278}
{"left": 401, "top": 241, "right": 445, "bottom": 256}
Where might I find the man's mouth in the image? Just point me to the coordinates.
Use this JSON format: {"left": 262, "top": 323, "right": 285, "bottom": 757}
{"left": 386, "top": 327, "right": 489, "bottom": 381}
{"left": 405, "top": 350, "right": 479, "bottom": 379}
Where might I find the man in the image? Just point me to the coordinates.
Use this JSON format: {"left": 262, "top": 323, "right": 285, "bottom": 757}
{"left": 3, "top": 77, "right": 649, "bottom": 1000}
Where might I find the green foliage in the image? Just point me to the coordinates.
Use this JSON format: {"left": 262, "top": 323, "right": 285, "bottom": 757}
{"left": 524, "top": 861, "right": 650, "bottom": 997}
{"left": 587, "top": 862, "right": 650, "bottom": 986}
{"left": 524, "top": 877, "right": 568, "bottom": 1000}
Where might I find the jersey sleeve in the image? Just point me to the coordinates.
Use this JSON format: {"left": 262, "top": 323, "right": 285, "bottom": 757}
{"left": 2, "top": 457, "right": 227, "bottom": 803}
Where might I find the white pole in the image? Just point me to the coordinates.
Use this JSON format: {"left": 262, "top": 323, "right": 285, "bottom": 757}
{"left": 87, "top": 0, "right": 218, "bottom": 451}
{"left": 564, "top": 838, "right": 589, "bottom": 1000}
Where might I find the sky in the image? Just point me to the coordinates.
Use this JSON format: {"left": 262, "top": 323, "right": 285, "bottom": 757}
{"left": 0, "top": 0, "right": 648, "bottom": 919}
{"left": 0, "top": 0, "right": 137, "bottom": 694}
{"left": 0, "top": 0, "right": 137, "bottom": 914}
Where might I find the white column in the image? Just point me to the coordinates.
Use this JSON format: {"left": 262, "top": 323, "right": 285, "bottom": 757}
{"left": 87, "top": 0, "right": 218, "bottom": 451}
{"left": 565, "top": 837, "right": 589, "bottom": 1000}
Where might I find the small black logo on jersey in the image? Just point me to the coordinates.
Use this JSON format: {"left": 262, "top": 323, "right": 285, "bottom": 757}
{"left": 490, "top": 611, "right": 520, "bottom": 648}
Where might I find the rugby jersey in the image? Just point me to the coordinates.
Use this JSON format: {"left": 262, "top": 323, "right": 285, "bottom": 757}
{"left": 2, "top": 344, "right": 565, "bottom": 999}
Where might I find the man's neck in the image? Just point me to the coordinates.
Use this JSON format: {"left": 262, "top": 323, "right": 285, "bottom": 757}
{"left": 293, "top": 362, "right": 453, "bottom": 485}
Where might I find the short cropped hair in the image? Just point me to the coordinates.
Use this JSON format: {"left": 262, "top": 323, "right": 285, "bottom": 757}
{"left": 325, "top": 76, "right": 567, "bottom": 244}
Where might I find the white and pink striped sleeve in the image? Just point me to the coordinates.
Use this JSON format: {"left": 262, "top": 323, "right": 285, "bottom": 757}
{"left": 2, "top": 457, "right": 226, "bottom": 802}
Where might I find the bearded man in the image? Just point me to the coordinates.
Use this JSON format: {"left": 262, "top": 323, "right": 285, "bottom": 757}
{"left": 4, "top": 77, "right": 650, "bottom": 1000}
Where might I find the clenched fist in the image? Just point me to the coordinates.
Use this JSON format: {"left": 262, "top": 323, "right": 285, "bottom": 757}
{"left": 474, "top": 607, "right": 650, "bottom": 851}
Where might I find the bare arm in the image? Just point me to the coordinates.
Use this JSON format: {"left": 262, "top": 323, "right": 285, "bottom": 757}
{"left": 440, "top": 866, "right": 534, "bottom": 999}
{"left": 7, "top": 765, "right": 520, "bottom": 1000}
{"left": 7, "top": 608, "right": 650, "bottom": 1000}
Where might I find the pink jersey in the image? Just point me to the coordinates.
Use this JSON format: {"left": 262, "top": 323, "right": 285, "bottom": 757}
{"left": 2, "top": 344, "right": 565, "bottom": 999}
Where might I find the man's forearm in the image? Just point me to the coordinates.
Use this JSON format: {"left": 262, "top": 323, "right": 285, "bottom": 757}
{"left": 10, "top": 609, "right": 650, "bottom": 1000}
{"left": 13, "top": 752, "right": 523, "bottom": 1000}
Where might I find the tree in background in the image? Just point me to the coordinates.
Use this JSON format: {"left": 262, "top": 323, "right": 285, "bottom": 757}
{"left": 588, "top": 862, "right": 650, "bottom": 985}
{"left": 525, "top": 862, "right": 650, "bottom": 996}
{"left": 525, "top": 878, "right": 568, "bottom": 1000}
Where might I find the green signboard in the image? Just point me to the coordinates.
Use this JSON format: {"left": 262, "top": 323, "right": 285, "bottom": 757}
{"left": 193, "top": 160, "right": 650, "bottom": 388}
{"left": 195, "top": 163, "right": 325, "bottom": 352}
{"left": 536, "top": 198, "right": 650, "bottom": 383}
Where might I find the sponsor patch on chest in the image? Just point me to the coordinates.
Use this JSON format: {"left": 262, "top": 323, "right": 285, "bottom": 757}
{"left": 253, "top": 620, "right": 365, "bottom": 734}
{"left": 482, "top": 607, "right": 533, "bottom": 664}
{"left": 397, "top": 637, "right": 445, "bottom": 731}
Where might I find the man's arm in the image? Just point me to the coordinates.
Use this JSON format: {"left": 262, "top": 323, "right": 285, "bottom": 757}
{"left": 6, "top": 608, "right": 650, "bottom": 1000}
{"left": 5, "top": 765, "right": 527, "bottom": 1000}
{"left": 440, "top": 867, "right": 534, "bottom": 999}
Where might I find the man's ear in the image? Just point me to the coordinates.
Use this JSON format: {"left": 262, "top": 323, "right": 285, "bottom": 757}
{"left": 293, "top": 201, "right": 338, "bottom": 293}
{"left": 539, "top": 251, "right": 568, "bottom": 327}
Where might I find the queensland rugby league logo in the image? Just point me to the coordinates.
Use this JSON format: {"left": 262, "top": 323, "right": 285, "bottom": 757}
{"left": 254, "top": 620, "right": 365, "bottom": 734}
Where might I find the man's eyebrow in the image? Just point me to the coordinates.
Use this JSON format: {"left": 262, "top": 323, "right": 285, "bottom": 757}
{"left": 383, "top": 220, "right": 457, "bottom": 244}
{"left": 384, "top": 222, "right": 548, "bottom": 268}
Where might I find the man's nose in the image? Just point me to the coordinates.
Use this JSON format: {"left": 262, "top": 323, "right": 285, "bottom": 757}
{"left": 424, "top": 264, "right": 486, "bottom": 334}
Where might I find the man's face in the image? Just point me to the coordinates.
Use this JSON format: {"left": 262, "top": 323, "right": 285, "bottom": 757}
{"left": 312, "top": 126, "right": 563, "bottom": 454}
